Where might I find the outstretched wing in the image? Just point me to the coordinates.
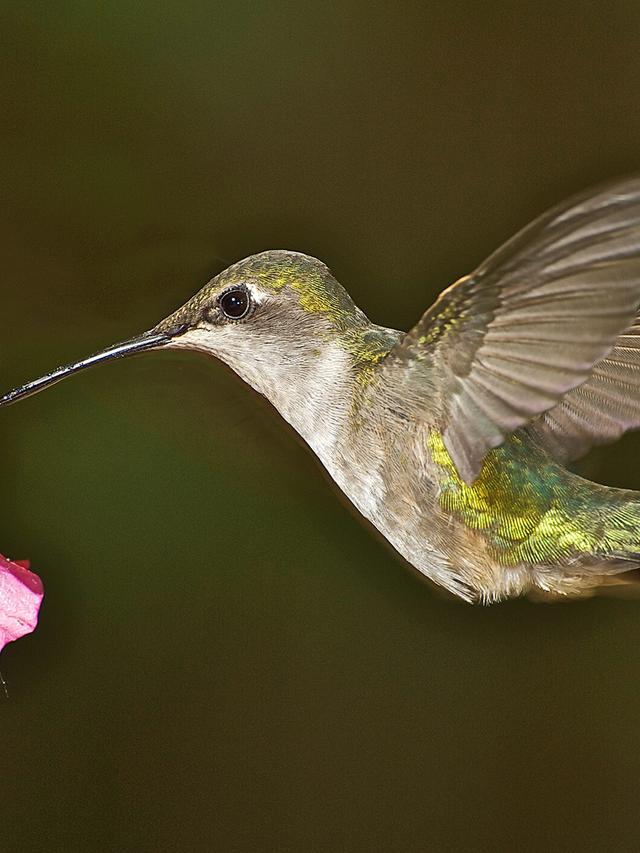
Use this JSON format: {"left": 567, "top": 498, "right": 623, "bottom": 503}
{"left": 383, "top": 176, "right": 640, "bottom": 483}
{"left": 529, "top": 313, "right": 640, "bottom": 463}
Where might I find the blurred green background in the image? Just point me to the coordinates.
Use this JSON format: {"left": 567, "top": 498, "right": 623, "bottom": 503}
{"left": 2, "top": 2, "right": 640, "bottom": 851}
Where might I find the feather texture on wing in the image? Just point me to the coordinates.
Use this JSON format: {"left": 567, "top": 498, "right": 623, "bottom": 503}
{"left": 383, "top": 176, "right": 640, "bottom": 483}
{"left": 530, "top": 315, "right": 640, "bottom": 462}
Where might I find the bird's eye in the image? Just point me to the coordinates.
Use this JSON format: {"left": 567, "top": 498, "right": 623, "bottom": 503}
{"left": 219, "top": 288, "right": 251, "bottom": 320}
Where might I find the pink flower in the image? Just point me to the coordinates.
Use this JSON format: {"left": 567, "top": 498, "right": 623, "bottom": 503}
{"left": 0, "top": 553, "right": 44, "bottom": 652}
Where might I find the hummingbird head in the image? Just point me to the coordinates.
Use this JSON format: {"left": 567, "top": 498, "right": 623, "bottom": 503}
{"left": 152, "top": 250, "right": 370, "bottom": 401}
{"left": 0, "top": 251, "right": 375, "bottom": 431}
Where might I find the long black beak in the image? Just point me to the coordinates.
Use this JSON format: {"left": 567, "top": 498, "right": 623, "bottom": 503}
{"left": 0, "top": 324, "right": 188, "bottom": 408}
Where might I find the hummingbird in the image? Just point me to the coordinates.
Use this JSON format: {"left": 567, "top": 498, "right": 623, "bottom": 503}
{"left": 3, "top": 176, "right": 640, "bottom": 603}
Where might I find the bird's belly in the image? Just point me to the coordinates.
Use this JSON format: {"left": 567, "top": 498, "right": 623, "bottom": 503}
{"left": 331, "top": 460, "right": 489, "bottom": 601}
{"left": 317, "top": 428, "right": 493, "bottom": 601}
{"left": 319, "top": 426, "right": 558, "bottom": 602}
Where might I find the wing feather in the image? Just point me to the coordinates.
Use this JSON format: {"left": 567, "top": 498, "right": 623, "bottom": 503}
{"left": 530, "top": 318, "right": 640, "bottom": 462}
{"left": 383, "top": 176, "right": 640, "bottom": 482}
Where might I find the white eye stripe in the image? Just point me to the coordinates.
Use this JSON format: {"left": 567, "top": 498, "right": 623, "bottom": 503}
{"left": 247, "top": 284, "right": 267, "bottom": 304}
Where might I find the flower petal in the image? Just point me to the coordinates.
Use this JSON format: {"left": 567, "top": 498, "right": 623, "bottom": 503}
{"left": 0, "top": 553, "right": 44, "bottom": 652}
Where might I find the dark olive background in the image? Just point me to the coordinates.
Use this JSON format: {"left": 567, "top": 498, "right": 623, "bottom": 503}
{"left": 2, "top": 2, "right": 640, "bottom": 851}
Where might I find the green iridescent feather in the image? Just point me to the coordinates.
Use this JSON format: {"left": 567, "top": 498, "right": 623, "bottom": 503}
{"left": 428, "top": 431, "right": 640, "bottom": 567}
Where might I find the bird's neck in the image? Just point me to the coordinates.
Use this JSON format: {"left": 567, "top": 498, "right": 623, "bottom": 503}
{"left": 244, "top": 340, "right": 358, "bottom": 460}
{"left": 175, "top": 321, "right": 400, "bottom": 466}
{"left": 237, "top": 324, "right": 400, "bottom": 463}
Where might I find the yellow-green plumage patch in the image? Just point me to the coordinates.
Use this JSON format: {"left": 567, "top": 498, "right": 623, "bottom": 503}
{"left": 417, "top": 301, "right": 462, "bottom": 347}
{"left": 428, "top": 431, "right": 640, "bottom": 566}
{"left": 255, "top": 261, "right": 348, "bottom": 320}
{"left": 253, "top": 256, "right": 397, "bottom": 380}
